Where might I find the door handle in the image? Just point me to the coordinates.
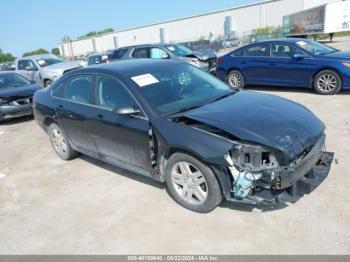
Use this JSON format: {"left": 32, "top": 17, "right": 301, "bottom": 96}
{"left": 97, "top": 114, "right": 103, "bottom": 119}
{"left": 59, "top": 105, "right": 63, "bottom": 108}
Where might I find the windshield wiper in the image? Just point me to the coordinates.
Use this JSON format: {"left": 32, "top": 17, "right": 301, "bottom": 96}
{"left": 209, "top": 91, "right": 235, "bottom": 103}
{"left": 164, "top": 104, "right": 205, "bottom": 117}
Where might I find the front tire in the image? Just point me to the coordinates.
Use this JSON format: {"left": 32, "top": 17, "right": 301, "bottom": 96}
{"left": 48, "top": 123, "right": 78, "bottom": 160}
{"left": 226, "top": 70, "right": 245, "bottom": 89}
{"left": 313, "top": 70, "right": 342, "bottom": 95}
{"left": 165, "top": 153, "right": 222, "bottom": 213}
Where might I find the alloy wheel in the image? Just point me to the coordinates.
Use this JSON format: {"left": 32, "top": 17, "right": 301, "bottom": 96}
{"left": 228, "top": 72, "right": 242, "bottom": 88}
{"left": 51, "top": 129, "right": 67, "bottom": 155}
{"left": 317, "top": 73, "right": 337, "bottom": 93}
{"left": 171, "top": 161, "right": 208, "bottom": 204}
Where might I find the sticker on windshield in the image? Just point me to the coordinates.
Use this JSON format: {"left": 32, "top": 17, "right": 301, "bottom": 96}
{"left": 296, "top": 41, "right": 307, "bottom": 46}
{"left": 167, "top": 46, "right": 175, "bottom": 51}
{"left": 131, "top": 73, "right": 159, "bottom": 87}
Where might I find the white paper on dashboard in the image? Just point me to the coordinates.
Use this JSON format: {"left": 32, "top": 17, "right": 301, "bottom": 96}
{"left": 131, "top": 74, "right": 159, "bottom": 87}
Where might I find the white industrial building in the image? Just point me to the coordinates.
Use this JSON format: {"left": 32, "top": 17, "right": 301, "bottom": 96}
{"left": 58, "top": 0, "right": 339, "bottom": 57}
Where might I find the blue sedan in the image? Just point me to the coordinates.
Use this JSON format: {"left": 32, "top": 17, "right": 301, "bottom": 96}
{"left": 216, "top": 38, "right": 350, "bottom": 95}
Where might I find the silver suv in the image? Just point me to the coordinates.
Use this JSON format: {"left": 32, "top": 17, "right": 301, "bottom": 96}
{"left": 15, "top": 54, "right": 80, "bottom": 87}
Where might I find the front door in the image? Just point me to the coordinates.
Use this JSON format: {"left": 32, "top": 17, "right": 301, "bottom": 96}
{"left": 90, "top": 75, "right": 152, "bottom": 171}
{"left": 269, "top": 44, "right": 316, "bottom": 87}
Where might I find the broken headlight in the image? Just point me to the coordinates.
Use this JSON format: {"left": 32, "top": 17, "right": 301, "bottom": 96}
{"left": 230, "top": 143, "right": 280, "bottom": 172}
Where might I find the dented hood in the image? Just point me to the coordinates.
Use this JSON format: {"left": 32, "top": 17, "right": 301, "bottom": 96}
{"left": 184, "top": 91, "right": 325, "bottom": 160}
{"left": 0, "top": 84, "right": 41, "bottom": 100}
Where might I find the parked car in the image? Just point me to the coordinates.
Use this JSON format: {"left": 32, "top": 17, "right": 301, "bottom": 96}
{"left": 106, "top": 44, "right": 217, "bottom": 73}
{"left": 0, "top": 62, "right": 15, "bottom": 71}
{"left": 0, "top": 72, "right": 41, "bottom": 122}
{"left": 33, "top": 59, "right": 333, "bottom": 212}
{"left": 83, "top": 53, "right": 109, "bottom": 67}
{"left": 216, "top": 38, "right": 350, "bottom": 95}
{"left": 15, "top": 54, "right": 81, "bottom": 87}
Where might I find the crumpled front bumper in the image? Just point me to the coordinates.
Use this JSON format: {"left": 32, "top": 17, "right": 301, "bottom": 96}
{"left": 0, "top": 104, "right": 33, "bottom": 121}
{"left": 228, "top": 151, "right": 334, "bottom": 205}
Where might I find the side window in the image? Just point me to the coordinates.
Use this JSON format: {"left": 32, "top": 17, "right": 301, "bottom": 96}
{"left": 64, "top": 75, "right": 93, "bottom": 104}
{"left": 111, "top": 49, "right": 128, "bottom": 59}
{"left": 271, "top": 44, "right": 304, "bottom": 57}
{"left": 132, "top": 48, "right": 149, "bottom": 58}
{"left": 95, "top": 75, "right": 135, "bottom": 110}
{"left": 244, "top": 44, "right": 269, "bottom": 57}
{"left": 18, "top": 60, "right": 37, "bottom": 70}
{"left": 52, "top": 80, "right": 66, "bottom": 98}
{"left": 150, "top": 48, "right": 168, "bottom": 59}
{"left": 17, "top": 60, "right": 29, "bottom": 70}
{"left": 232, "top": 49, "right": 244, "bottom": 57}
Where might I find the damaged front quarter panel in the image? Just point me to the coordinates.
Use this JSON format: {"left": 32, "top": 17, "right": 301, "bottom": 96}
{"left": 162, "top": 115, "right": 333, "bottom": 206}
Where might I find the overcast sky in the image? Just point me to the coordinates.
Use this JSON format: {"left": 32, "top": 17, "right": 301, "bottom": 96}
{"left": 0, "top": 0, "right": 261, "bottom": 57}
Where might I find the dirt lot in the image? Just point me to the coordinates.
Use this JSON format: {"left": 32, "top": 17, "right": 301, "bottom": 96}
{"left": 0, "top": 86, "right": 349, "bottom": 255}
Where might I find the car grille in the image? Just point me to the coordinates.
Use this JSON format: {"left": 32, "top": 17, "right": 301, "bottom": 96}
{"left": 9, "top": 97, "right": 32, "bottom": 106}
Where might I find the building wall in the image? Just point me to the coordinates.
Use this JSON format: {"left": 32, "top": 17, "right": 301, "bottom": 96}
{"left": 59, "top": 0, "right": 337, "bottom": 57}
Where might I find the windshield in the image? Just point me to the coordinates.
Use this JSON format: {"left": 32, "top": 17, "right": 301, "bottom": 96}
{"left": 130, "top": 63, "right": 234, "bottom": 116}
{"left": 0, "top": 73, "right": 31, "bottom": 89}
{"left": 295, "top": 40, "right": 337, "bottom": 55}
{"left": 35, "top": 57, "right": 65, "bottom": 67}
{"left": 166, "top": 44, "right": 193, "bottom": 56}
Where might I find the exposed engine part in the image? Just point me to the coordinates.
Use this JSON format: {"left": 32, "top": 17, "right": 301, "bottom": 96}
{"left": 228, "top": 166, "right": 262, "bottom": 198}
{"left": 231, "top": 143, "right": 280, "bottom": 172}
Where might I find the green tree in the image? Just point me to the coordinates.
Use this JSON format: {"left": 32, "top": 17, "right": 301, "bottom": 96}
{"left": 77, "top": 28, "right": 114, "bottom": 39}
{"left": 0, "top": 49, "right": 15, "bottom": 63}
{"left": 51, "top": 48, "right": 60, "bottom": 56}
{"left": 96, "top": 28, "right": 114, "bottom": 35}
{"left": 22, "top": 48, "right": 49, "bottom": 57}
{"left": 61, "top": 35, "right": 71, "bottom": 43}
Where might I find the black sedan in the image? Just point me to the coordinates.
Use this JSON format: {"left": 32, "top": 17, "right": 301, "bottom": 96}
{"left": 33, "top": 60, "right": 333, "bottom": 212}
{"left": 0, "top": 72, "right": 41, "bottom": 122}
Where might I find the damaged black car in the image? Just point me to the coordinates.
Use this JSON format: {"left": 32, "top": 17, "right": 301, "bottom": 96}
{"left": 33, "top": 59, "right": 333, "bottom": 213}
{"left": 0, "top": 72, "right": 41, "bottom": 122}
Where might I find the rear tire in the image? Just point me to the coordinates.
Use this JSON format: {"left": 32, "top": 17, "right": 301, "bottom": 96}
{"left": 313, "top": 70, "right": 342, "bottom": 95}
{"left": 48, "top": 123, "right": 78, "bottom": 160}
{"left": 44, "top": 80, "right": 53, "bottom": 88}
{"left": 165, "top": 153, "right": 223, "bottom": 213}
{"left": 226, "top": 70, "right": 245, "bottom": 89}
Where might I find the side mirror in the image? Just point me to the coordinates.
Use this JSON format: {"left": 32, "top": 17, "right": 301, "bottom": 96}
{"left": 26, "top": 66, "right": 37, "bottom": 71}
{"left": 161, "top": 54, "right": 170, "bottom": 59}
{"left": 114, "top": 106, "right": 141, "bottom": 116}
{"left": 292, "top": 53, "right": 306, "bottom": 60}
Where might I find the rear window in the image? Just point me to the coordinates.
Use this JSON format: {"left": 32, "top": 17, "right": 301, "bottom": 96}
{"left": 110, "top": 49, "right": 127, "bottom": 59}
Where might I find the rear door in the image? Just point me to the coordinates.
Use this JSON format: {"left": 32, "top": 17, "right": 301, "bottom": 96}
{"left": 238, "top": 43, "right": 272, "bottom": 84}
{"left": 90, "top": 75, "right": 152, "bottom": 171}
{"left": 53, "top": 74, "right": 97, "bottom": 153}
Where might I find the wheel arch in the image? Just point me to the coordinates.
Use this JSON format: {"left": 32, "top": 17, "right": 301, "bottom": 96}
{"left": 158, "top": 146, "right": 232, "bottom": 200}
{"left": 43, "top": 116, "right": 58, "bottom": 132}
{"left": 310, "top": 67, "right": 343, "bottom": 88}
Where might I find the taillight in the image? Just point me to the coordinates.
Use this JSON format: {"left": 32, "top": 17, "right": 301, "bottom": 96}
{"left": 216, "top": 57, "right": 223, "bottom": 65}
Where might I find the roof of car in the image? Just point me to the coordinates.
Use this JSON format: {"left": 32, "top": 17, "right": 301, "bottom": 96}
{"left": 16, "top": 54, "right": 58, "bottom": 60}
{"left": 110, "top": 43, "right": 178, "bottom": 51}
{"left": 252, "top": 38, "right": 312, "bottom": 44}
{"left": 73, "top": 59, "right": 183, "bottom": 76}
